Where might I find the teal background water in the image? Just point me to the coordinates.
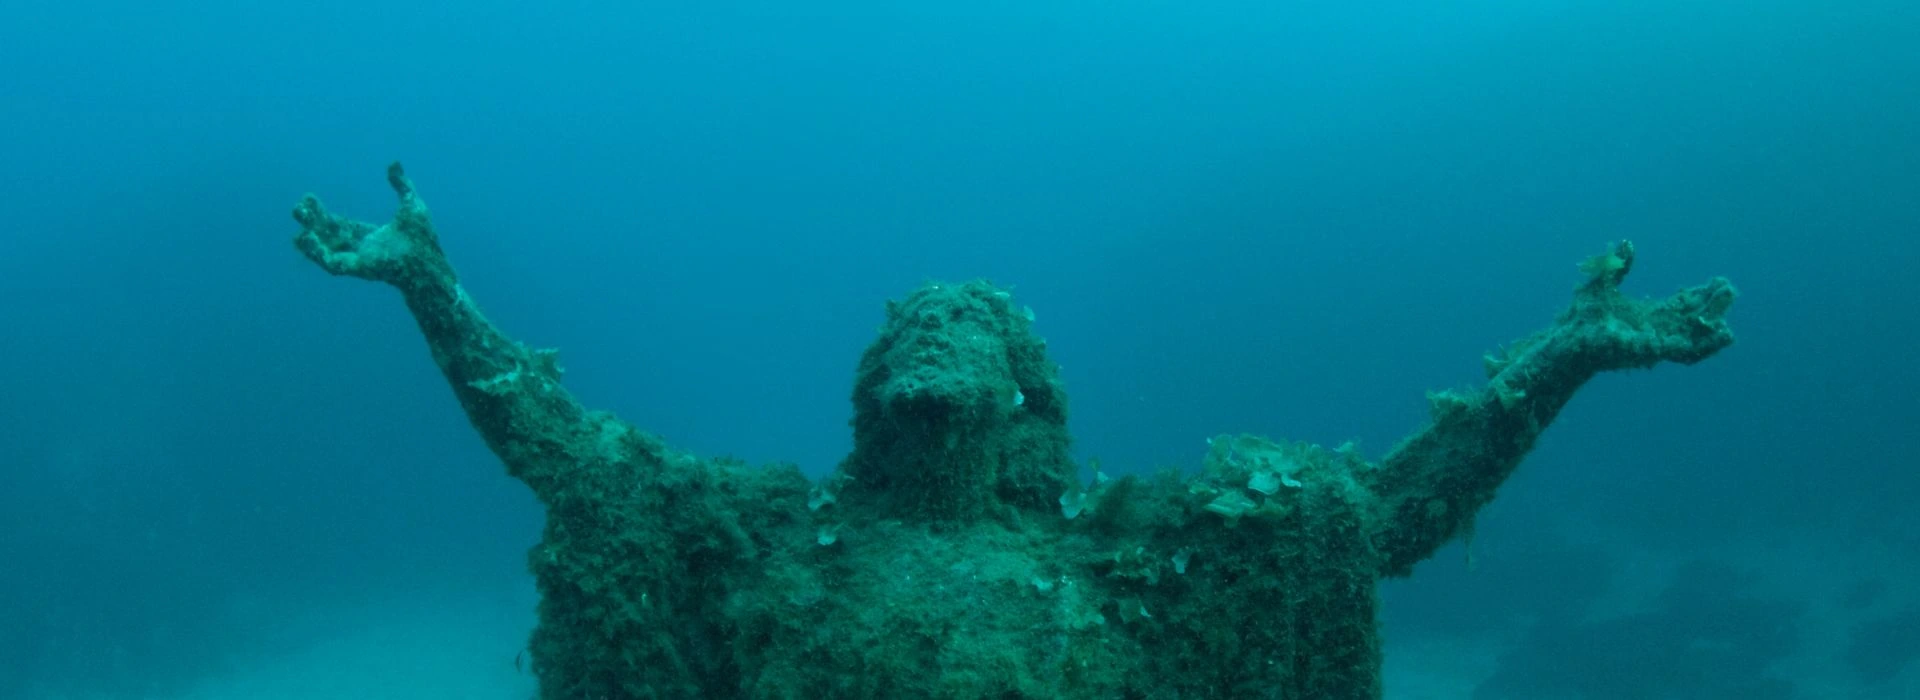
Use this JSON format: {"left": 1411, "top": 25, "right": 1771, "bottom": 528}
{"left": 2, "top": 2, "right": 1915, "bottom": 697}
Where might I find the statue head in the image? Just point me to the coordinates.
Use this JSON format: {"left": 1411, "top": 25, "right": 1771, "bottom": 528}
{"left": 838, "top": 281, "right": 1074, "bottom": 523}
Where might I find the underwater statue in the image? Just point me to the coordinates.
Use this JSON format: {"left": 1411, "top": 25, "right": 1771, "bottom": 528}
{"left": 292, "top": 163, "right": 1736, "bottom": 699}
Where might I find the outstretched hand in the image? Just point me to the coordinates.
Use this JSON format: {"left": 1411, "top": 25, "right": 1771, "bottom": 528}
{"left": 1566, "top": 240, "right": 1737, "bottom": 371}
{"left": 291, "top": 162, "right": 443, "bottom": 285}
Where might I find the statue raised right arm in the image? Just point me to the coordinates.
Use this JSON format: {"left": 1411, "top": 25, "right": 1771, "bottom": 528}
{"left": 294, "top": 164, "right": 789, "bottom": 697}
{"left": 292, "top": 162, "right": 651, "bottom": 501}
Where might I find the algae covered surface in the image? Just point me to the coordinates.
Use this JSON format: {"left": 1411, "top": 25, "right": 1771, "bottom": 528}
{"left": 292, "top": 165, "right": 1733, "bottom": 698}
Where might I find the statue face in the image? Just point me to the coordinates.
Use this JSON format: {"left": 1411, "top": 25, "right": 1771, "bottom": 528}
{"left": 845, "top": 281, "right": 1074, "bottom": 518}
{"left": 875, "top": 315, "right": 1016, "bottom": 420}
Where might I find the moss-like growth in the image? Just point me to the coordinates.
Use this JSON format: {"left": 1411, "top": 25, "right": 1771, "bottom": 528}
{"left": 837, "top": 280, "right": 1074, "bottom": 524}
{"left": 294, "top": 170, "right": 1738, "bottom": 699}
{"left": 1083, "top": 473, "right": 1140, "bottom": 534}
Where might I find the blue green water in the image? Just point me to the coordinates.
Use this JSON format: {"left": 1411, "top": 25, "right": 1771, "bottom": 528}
{"left": 2, "top": 2, "right": 1915, "bottom": 697}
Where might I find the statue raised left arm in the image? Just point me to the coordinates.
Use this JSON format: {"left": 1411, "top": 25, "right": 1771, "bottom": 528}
{"left": 1364, "top": 241, "right": 1736, "bottom": 576}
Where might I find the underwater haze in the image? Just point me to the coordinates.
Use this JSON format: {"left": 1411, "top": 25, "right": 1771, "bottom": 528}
{"left": 2, "top": 0, "right": 1917, "bottom": 697}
